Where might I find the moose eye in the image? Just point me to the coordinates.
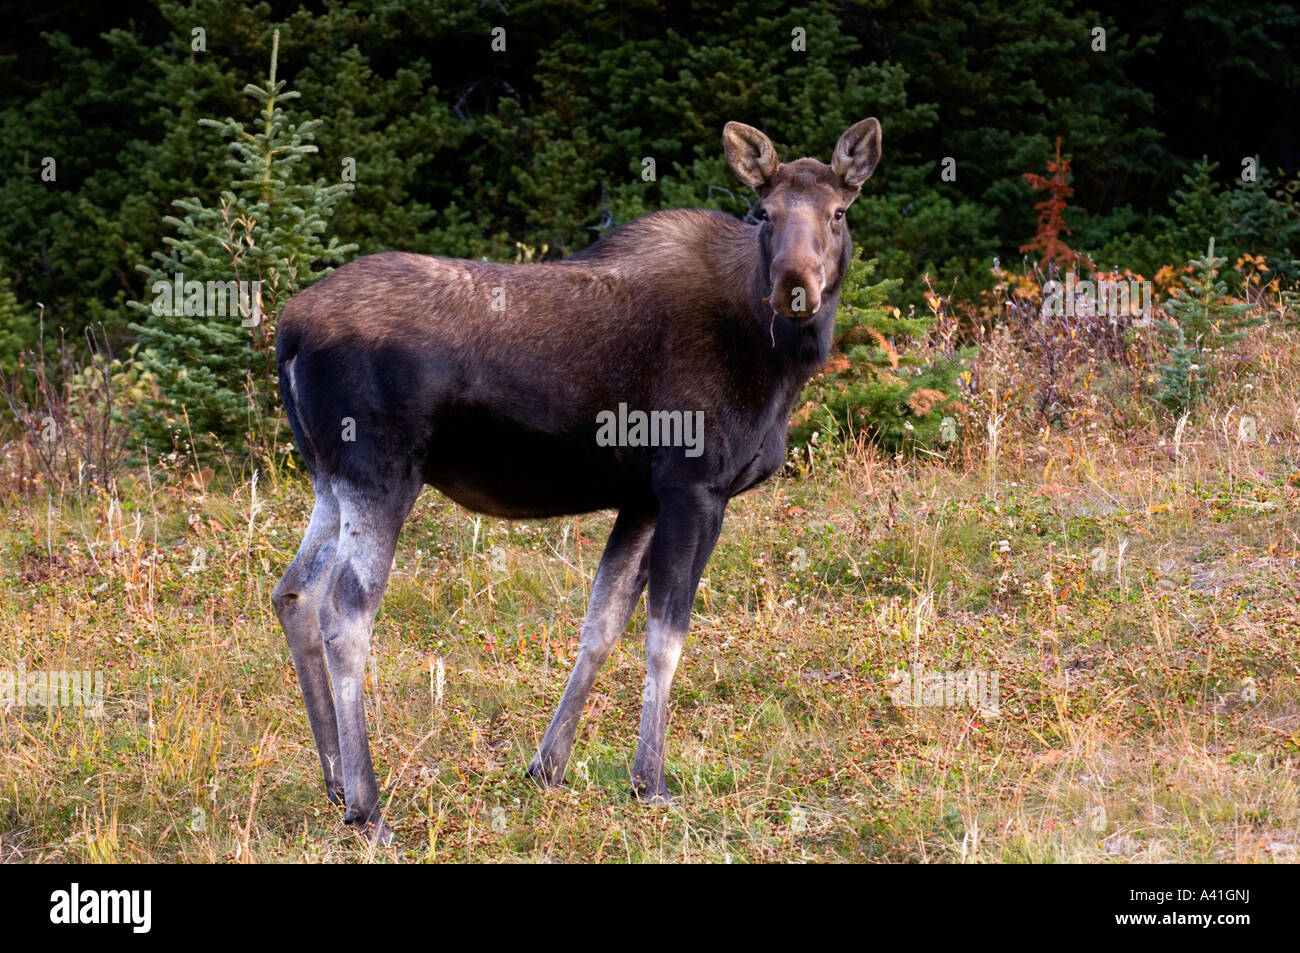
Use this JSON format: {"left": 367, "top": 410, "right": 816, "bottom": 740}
{"left": 834, "top": 208, "right": 845, "bottom": 220}
{"left": 756, "top": 207, "right": 769, "bottom": 221}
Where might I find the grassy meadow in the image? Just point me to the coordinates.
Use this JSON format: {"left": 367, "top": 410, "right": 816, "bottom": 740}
{"left": 1, "top": 316, "right": 1298, "bottom": 864}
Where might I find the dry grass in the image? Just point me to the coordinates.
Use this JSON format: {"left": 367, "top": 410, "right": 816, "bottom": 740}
{"left": 1, "top": 322, "right": 1298, "bottom": 863}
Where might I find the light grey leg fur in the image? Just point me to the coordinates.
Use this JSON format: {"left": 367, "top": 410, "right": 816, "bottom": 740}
{"left": 315, "top": 475, "right": 421, "bottom": 844}
{"left": 272, "top": 481, "right": 345, "bottom": 802}
{"left": 528, "top": 508, "right": 657, "bottom": 787}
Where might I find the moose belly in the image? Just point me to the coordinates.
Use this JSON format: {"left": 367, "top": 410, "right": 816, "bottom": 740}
{"left": 421, "top": 410, "right": 647, "bottom": 519}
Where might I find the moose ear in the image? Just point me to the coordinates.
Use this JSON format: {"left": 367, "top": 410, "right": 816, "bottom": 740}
{"left": 723, "top": 121, "right": 781, "bottom": 191}
{"left": 832, "top": 118, "right": 882, "bottom": 189}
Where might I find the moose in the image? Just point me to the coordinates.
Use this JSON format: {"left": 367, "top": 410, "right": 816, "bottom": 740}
{"left": 272, "top": 118, "right": 882, "bottom": 842}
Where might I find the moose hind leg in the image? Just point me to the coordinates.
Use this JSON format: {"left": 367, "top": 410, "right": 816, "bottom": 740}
{"left": 317, "top": 476, "right": 421, "bottom": 844}
{"left": 529, "top": 509, "right": 657, "bottom": 787}
{"left": 272, "top": 482, "right": 344, "bottom": 802}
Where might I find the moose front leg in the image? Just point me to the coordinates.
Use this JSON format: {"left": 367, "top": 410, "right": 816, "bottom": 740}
{"left": 631, "top": 488, "right": 725, "bottom": 803}
{"left": 529, "top": 508, "right": 657, "bottom": 787}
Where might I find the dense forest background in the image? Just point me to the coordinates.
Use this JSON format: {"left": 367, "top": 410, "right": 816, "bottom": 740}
{"left": 0, "top": 0, "right": 1298, "bottom": 460}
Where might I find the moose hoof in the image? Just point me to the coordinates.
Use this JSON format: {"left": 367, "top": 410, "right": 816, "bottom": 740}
{"left": 629, "top": 780, "right": 675, "bottom": 806}
{"left": 368, "top": 820, "right": 394, "bottom": 846}
{"left": 326, "top": 784, "right": 345, "bottom": 806}
{"left": 525, "top": 759, "right": 567, "bottom": 791}
{"left": 348, "top": 816, "right": 393, "bottom": 846}
{"left": 343, "top": 807, "right": 392, "bottom": 846}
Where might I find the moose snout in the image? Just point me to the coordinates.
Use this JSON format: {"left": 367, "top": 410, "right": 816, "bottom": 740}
{"left": 769, "top": 260, "right": 824, "bottom": 318}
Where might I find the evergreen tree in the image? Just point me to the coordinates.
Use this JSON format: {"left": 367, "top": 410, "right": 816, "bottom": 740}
{"left": 1224, "top": 164, "right": 1300, "bottom": 284}
{"left": 1156, "top": 238, "right": 1262, "bottom": 414}
{"left": 790, "top": 251, "right": 964, "bottom": 450}
{"left": 1168, "top": 159, "right": 1231, "bottom": 263}
{"left": 0, "top": 273, "right": 35, "bottom": 376}
{"left": 127, "top": 29, "right": 354, "bottom": 459}
{"left": 1157, "top": 325, "right": 1199, "bottom": 415}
